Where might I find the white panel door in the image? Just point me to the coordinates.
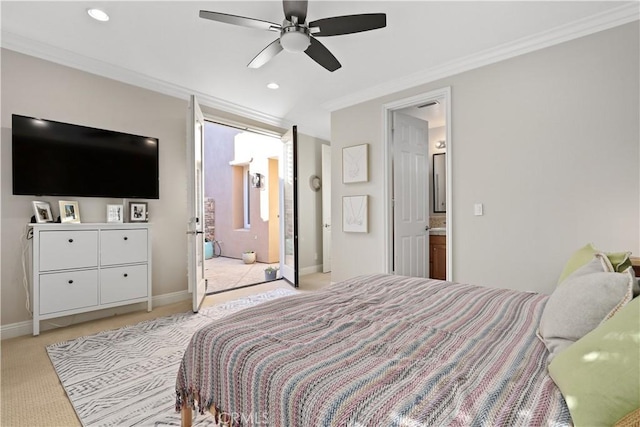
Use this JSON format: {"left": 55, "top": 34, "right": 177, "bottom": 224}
{"left": 187, "top": 95, "right": 207, "bottom": 312}
{"left": 393, "top": 112, "right": 430, "bottom": 277}
{"left": 279, "top": 126, "right": 298, "bottom": 286}
{"left": 321, "top": 144, "right": 331, "bottom": 273}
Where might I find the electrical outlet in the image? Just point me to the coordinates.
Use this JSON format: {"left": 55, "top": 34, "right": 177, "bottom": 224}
{"left": 474, "top": 203, "right": 483, "bottom": 216}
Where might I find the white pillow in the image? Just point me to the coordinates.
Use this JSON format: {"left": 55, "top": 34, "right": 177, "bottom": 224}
{"left": 538, "top": 254, "right": 637, "bottom": 361}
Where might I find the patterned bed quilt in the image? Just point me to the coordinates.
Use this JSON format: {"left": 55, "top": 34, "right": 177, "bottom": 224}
{"left": 176, "top": 274, "right": 570, "bottom": 426}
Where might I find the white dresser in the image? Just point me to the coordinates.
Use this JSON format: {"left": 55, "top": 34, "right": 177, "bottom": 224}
{"left": 30, "top": 223, "right": 152, "bottom": 335}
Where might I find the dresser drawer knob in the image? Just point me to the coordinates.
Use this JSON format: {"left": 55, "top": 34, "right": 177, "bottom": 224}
{"left": 68, "top": 280, "right": 74, "bottom": 284}
{"left": 123, "top": 273, "right": 128, "bottom": 278}
{"left": 68, "top": 238, "right": 74, "bottom": 243}
{"left": 123, "top": 237, "right": 128, "bottom": 241}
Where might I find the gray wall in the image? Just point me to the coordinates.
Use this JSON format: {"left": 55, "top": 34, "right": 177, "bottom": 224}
{"left": 331, "top": 22, "right": 639, "bottom": 294}
{"left": 1, "top": 49, "right": 326, "bottom": 331}
{"left": 297, "top": 134, "right": 327, "bottom": 274}
{"left": 1, "top": 49, "right": 188, "bottom": 328}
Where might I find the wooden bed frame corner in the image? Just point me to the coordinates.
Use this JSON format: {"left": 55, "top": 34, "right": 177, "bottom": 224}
{"left": 181, "top": 402, "right": 219, "bottom": 427}
{"left": 180, "top": 403, "right": 192, "bottom": 427}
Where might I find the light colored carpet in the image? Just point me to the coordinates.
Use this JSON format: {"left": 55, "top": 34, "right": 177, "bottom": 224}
{"left": 46, "top": 288, "right": 297, "bottom": 426}
{"left": 0, "top": 276, "right": 327, "bottom": 427}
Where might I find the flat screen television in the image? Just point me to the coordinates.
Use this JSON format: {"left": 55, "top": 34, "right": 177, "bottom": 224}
{"left": 12, "top": 114, "right": 159, "bottom": 199}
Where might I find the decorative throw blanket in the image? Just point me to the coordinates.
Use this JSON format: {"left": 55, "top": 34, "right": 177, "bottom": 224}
{"left": 176, "top": 274, "right": 570, "bottom": 426}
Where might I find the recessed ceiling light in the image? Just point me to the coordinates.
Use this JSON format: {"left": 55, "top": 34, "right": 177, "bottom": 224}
{"left": 267, "top": 82, "right": 279, "bottom": 90}
{"left": 87, "top": 8, "right": 109, "bottom": 22}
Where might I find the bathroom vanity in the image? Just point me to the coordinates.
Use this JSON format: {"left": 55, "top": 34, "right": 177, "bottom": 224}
{"left": 430, "top": 234, "right": 446, "bottom": 280}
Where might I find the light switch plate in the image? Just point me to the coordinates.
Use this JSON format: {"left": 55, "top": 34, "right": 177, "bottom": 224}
{"left": 474, "top": 203, "right": 483, "bottom": 216}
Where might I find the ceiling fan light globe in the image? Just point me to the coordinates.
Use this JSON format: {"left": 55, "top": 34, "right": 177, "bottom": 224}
{"left": 280, "top": 30, "right": 310, "bottom": 53}
{"left": 87, "top": 8, "right": 109, "bottom": 22}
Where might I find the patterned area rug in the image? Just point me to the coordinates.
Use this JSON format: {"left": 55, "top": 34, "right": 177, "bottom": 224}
{"left": 47, "top": 288, "right": 297, "bottom": 426}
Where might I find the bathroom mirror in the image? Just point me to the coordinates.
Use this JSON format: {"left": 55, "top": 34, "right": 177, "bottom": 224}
{"left": 433, "top": 153, "right": 446, "bottom": 213}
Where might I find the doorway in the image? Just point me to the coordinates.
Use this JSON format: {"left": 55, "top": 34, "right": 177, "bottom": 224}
{"left": 203, "top": 120, "right": 282, "bottom": 293}
{"left": 383, "top": 87, "right": 452, "bottom": 280}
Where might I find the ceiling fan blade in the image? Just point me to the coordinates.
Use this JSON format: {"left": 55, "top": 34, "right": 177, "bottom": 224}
{"left": 309, "top": 13, "right": 386, "bottom": 37}
{"left": 283, "top": 0, "right": 308, "bottom": 23}
{"left": 248, "top": 39, "right": 284, "bottom": 69}
{"left": 305, "top": 37, "right": 341, "bottom": 72}
{"left": 199, "top": 10, "right": 281, "bottom": 32}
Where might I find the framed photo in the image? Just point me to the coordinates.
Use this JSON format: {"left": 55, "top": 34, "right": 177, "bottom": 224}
{"left": 32, "top": 201, "right": 53, "bottom": 223}
{"left": 106, "top": 204, "right": 124, "bottom": 223}
{"left": 343, "top": 144, "right": 368, "bottom": 183}
{"left": 59, "top": 200, "right": 81, "bottom": 223}
{"left": 343, "top": 195, "right": 368, "bottom": 233}
{"left": 128, "top": 202, "right": 148, "bottom": 223}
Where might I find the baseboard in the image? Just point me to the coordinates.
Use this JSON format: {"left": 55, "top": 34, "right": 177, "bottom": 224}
{"left": 0, "top": 290, "right": 190, "bottom": 340}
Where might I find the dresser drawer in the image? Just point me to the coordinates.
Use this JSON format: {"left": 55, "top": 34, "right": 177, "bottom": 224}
{"left": 39, "top": 230, "right": 98, "bottom": 271}
{"left": 100, "top": 264, "right": 148, "bottom": 304}
{"left": 100, "top": 229, "right": 148, "bottom": 266}
{"left": 40, "top": 270, "right": 99, "bottom": 314}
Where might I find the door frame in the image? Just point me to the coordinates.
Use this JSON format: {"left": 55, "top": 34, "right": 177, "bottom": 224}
{"left": 382, "top": 87, "right": 452, "bottom": 280}
{"left": 321, "top": 144, "right": 332, "bottom": 273}
{"left": 199, "top": 114, "right": 298, "bottom": 289}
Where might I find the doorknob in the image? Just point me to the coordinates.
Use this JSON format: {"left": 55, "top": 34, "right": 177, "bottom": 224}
{"left": 425, "top": 226, "right": 431, "bottom": 231}
{"left": 324, "top": 224, "right": 331, "bottom": 228}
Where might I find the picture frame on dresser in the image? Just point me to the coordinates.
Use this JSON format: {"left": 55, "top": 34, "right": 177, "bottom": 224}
{"left": 32, "top": 201, "right": 53, "bottom": 223}
{"left": 106, "top": 204, "right": 124, "bottom": 223}
{"left": 129, "top": 202, "right": 148, "bottom": 223}
{"left": 59, "top": 200, "right": 81, "bottom": 223}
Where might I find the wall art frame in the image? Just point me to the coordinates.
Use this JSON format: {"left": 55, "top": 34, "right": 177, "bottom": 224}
{"left": 343, "top": 195, "right": 368, "bottom": 233}
{"left": 342, "top": 143, "right": 368, "bottom": 183}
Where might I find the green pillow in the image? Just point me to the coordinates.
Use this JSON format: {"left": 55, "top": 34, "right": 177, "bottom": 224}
{"left": 548, "top": 297, "right": 640, "bottom": 426}
{"left": 558, "top": 243, "right": 632, "bottom": 285}
{"left": 609, "top": 252, "right": 633, "bottom": 273}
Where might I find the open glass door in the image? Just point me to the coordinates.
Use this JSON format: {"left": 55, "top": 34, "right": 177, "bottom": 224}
{"left": 279, "top": 126, "right": 299, "bottom": 286}
{"left": 187, "top": 95, "right": 207, "bottom": 311}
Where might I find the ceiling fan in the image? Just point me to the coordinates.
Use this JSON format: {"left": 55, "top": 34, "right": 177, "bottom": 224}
{"left": 199, "top": 0, "right": 386, "bottom": 72}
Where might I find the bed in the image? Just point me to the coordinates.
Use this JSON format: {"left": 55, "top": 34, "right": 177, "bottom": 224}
{"left": 176, "top": 274, "right": 573, "bottom": 426}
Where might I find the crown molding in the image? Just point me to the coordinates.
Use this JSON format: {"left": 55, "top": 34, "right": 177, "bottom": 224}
{"left": 0, "top": 31, "right": 291, "bottom": 130}
{"left": 322, "top": 2, "right": 640, "bottom": 112}
{"left": 2, "top": 3, "right": 638, "bottom": 123}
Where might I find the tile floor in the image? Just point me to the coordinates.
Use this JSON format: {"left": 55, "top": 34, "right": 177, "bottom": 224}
{"left": 204, "top": 256, "right": 282, "bottom": 293}
{"left": 204, "top": 256, "right": 332, "bottom": 293}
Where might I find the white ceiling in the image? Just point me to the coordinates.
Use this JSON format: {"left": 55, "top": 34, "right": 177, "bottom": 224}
{"left": 2, "top": 1, "right": 638, "bottom": 140}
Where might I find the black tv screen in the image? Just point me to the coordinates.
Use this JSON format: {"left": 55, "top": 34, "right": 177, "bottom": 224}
{"left": 12, "top": 114, "right": 159, "bottom": 199}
